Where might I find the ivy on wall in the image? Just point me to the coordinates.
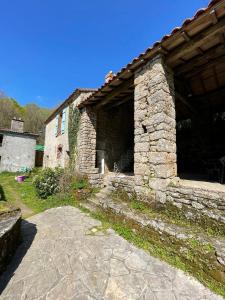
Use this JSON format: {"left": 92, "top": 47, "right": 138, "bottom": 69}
{"left": 68, "top": 105, "right": 81, "bottom": 167}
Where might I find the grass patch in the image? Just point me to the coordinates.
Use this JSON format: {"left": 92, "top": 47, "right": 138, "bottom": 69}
{"left": 112, "top": 188, "right": 225, "bottom": 238}
{"left": 0, "top": 201, "right": 11, "bottom": 213}
{"left": 0, "top": 172, "right": 78, "bottom": 218}
{"left": 0, "top": 172, "right": 224, "bottom": 297}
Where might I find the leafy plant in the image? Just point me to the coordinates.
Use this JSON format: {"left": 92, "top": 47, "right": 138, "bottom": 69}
{"left": 68, "top": 105, "right": 81, "bottom": 167}
{"left": 33, "top": 167, "right": 63, "bottom": 199}
{"left": 71, "top": 178, "right": 88, "bottom": 190}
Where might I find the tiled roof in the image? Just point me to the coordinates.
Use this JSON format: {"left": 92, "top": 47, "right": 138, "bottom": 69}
{"left": 0, "top": 128, "right": 39, "bottom": 137}
{"left": 45, "top": 88, "right": 97, "bottom": 124}
{"left": 79, "top": 0, "right": 224, "bottom": 107}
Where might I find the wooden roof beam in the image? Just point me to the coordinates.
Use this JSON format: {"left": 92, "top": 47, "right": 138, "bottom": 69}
{"left": 185, "top": 53, "right": 225, "bottom": 78}
{"left": 181, "top": 31, "right": 191, "bottom": 42}
{"left": 210, "top": 9, "right": 218, "bottom": 25}
{"left": 218, "top": 32, "right": 225, "bottom": 43}
{"left": 175, "top": 43, "right": 225, "bottom": 76}
{"left": 166, "top": 16, "right": 225, "bottom": 65}
{"left": 105, "top": 95, "right": 133, "bottom": 110}
{"left": 190, "top": 85, "right": 225, "bottom": 103}
{"left": 95, "top": 77, "right": 134, "bottom": 109}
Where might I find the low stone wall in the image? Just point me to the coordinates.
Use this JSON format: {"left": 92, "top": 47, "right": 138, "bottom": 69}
{"left": 0, "top": 207, "right": 21, "bottom": 274}
{"left": 88, "top": 173, "right": 104, "bottom": 187}
{"left": 166, "top": 180, "right": 225, "bottom": 233}
{"left": 167, "top": 184, "right": 225, "bottom": 211}
{"left": 106, "top": 174, "right": 135, "bottom": 196}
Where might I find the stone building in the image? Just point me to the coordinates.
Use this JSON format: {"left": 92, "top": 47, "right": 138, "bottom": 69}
{"left": 0, "top": 118, "right": 38, "bottom": 172}
{"left": 74, "top": 0, "right": 225, "bottom": 216}
{"left": 44, "top": 89, "right": 96, "bottom": 168}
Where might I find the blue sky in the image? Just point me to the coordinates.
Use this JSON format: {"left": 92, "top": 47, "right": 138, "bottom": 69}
{"left": 0, "top": 0, "right": 209, "bottom": 108}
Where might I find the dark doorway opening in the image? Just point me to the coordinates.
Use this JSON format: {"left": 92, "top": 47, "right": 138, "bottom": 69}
{"left": 96, "top": 99, "right": 134, "bottom": 174}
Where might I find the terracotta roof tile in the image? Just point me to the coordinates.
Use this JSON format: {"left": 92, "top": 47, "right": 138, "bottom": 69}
{"left": 45, "top": 88, "right": 97, "bottom": 124}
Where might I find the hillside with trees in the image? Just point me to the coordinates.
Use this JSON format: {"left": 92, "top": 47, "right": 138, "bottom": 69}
{"left": 0, "top": 92, "right": 52, "bottom": 144}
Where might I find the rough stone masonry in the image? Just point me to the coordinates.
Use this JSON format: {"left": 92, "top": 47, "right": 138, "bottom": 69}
{"left": 75, "top": 52, "right": 225, "bottom": 226}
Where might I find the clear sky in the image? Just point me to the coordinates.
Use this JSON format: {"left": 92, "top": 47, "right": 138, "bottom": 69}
{"left": 0, "top": 0, "right": 209, "bottom": 108}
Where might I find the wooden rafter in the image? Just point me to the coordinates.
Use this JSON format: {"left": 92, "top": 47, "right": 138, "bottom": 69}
{"left": 95, "top": 78, "right": 134, "bottom": 109}
{"left": 175, "top": 39, "right": 225, "bottom": 76}
{"left": 166, "top": 16, "right": 225, "bottom": 65}
{"left": 105, "top": 94, "right": 133, "bottom": 110}
{"left": 190, "top": 85, "right": 225, "bottom": 102}
{"left": 185, "top": 53, "right": 225, "bottom": 78}
{"left": 210, "top": 9, "right": 218, "bottom": 25}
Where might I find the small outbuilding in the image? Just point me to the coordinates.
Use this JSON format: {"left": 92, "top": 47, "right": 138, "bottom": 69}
{"left": 0, "top": 118, "right": 38, "bottom": 172}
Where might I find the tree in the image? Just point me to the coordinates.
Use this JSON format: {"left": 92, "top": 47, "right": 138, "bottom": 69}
{"left": 0, "top": 97, "right": 52, "bottom": 144}
{"left": 0, "top": 98, "right": 22, "bottom": 129}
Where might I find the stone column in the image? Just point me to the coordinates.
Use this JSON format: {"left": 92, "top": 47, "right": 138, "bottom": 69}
{"left": 76, "top": 106, "right": 97, "bottom": 174}
{"left": 134, "top": 54, "right": 177, "bottom": 203}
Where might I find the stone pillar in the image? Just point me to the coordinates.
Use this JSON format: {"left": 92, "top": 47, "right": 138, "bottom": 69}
{"left": 77, "top": 106, "right": 97, "bottom": 174}
{"left": 134, "top": 54, "right": 177, "bottom": 203}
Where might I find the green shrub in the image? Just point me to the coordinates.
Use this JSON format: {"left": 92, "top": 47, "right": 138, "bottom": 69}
{"left": 71, "top": 178, "right": 88, "bottom": 190}
{"left": 33, "top": 168, "right": 63, "bottom": 199}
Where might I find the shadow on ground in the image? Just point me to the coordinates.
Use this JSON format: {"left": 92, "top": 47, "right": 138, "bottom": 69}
{"left": 0, "top": 185, "right": 6, "bottom": 201}
{"left": 0, "top": 220, "right": 37, "bottom": 294}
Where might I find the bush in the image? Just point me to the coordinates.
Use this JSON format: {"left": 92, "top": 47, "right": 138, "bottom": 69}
{"left": 33, "top": 168, "right": 63, "bottom": 199}
{"left": 58, "top": 170, "right": 89, "bottom": 194}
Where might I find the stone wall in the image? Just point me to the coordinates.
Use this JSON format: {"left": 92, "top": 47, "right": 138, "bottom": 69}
{"left": 44, "top": 91, "right": 93, "bottom": 169}
{"left": 134, "top": 54, "right": 177, "bottom": 201}
{"left": 107, "top": 174, "right": 135, "bottom": 194}
{"left": 0, "top": 208, "right": 21, "bottom": 274}
{"left": 44, "top": 107, "right": 70, "bottom": 169}
{"left": 166, "top": 180, "right": 225, "bottom": 228}
{"left": 76, "top": 106, "right": 97, "bottom": 174}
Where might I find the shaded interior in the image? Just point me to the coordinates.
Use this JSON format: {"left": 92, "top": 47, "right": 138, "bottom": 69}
{"left": 174, "top": 41, "right": 225, "bottom": 183}
{"left": 95, "top": 84, "right": 134, "bottom": 174}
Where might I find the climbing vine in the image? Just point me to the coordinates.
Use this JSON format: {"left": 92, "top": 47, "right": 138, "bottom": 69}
{"left": 68, "top": 105, "right": 81, "bottom": 167}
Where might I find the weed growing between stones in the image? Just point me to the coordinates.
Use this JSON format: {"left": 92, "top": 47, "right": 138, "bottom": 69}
{"left": 112, "top": 188, "right": 225, "bottom": 238}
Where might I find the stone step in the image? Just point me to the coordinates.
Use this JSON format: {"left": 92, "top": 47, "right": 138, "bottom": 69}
{"left": 83, "top": 192, "right": 225, "bottom": 283}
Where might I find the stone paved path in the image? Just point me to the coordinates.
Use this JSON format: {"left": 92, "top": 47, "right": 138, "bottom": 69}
{"left": 0, "top": 206, "right": 223, "bottom": 300}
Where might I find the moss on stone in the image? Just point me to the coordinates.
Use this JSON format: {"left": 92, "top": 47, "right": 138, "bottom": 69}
{"left": 83, "top": 205, "right": 225, "bottom": 298}
{"left": 0, "top": 202, "right": 11, "bottom": 213}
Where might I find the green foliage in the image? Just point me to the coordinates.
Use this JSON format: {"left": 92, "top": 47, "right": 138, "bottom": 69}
{"left": 71, "top": 178, "right": 88, "bottom": 190}
{"left": 130, "top": 200, "right": 146, "bottom": 211}
{"left": 0, "top": 172, "right": 77, "bottom": 217}
{"left": 68, "top": 105, "right": 81, "bottom": 166}
{"left": 0, "top": 96, "right": 52, "bottom": 143}
{"left": 33, "top": 168, "right": 63, "bottom": 199}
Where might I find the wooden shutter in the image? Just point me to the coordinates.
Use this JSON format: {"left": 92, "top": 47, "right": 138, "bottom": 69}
{"left": 54, "top": 115, "right": 59, "bottom": 136}
{"left": 61, "top": 108, "right": 66, "bottom": 134}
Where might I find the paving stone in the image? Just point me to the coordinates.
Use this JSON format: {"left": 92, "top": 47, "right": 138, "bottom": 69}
{"left": 0, "top": 206, "right": 223, "bottom": 300}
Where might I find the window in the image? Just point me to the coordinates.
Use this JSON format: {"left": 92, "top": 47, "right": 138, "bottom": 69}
{"left": 57, "top": 112, "right": 63, "bottom": 136}
{"left": 54, "top": 109, "right": 66, "bottom": 137}
{"left": 0, "top": 134, "right": 3, "bottom": 147}
{"left": 57, "top": 145, "right": 63, "bottom": 159}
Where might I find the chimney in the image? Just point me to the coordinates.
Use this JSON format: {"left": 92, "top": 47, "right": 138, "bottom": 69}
{"left": 11, "top": 117, "right": 24, "bottom": 133}
{"left": 105, "top": 71, "right": 115, "bottom": 83}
